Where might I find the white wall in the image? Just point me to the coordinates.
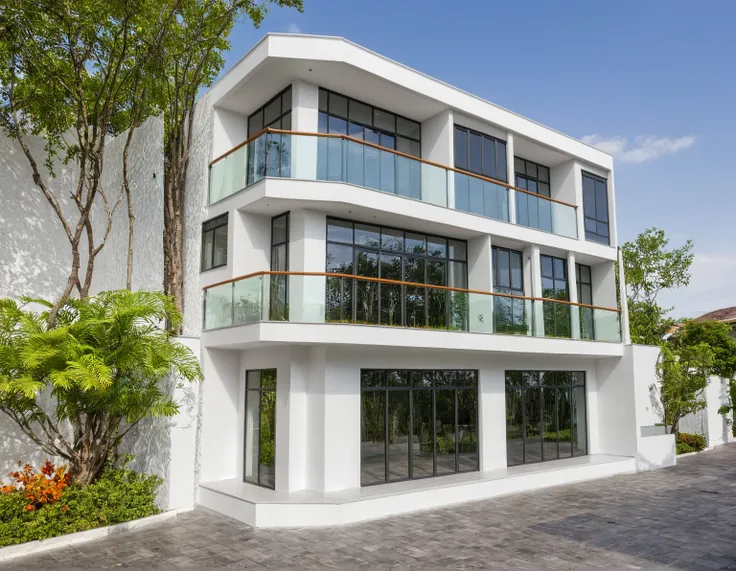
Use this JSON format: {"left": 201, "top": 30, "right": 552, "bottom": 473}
{"left": 212, "top": 108, "right": 247, "bottom": 160}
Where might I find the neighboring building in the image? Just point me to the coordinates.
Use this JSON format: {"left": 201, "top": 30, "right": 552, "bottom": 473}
{"left": 696, "top": 306, "right": 736, "bottom": 338}
{"left": 182, "top": 34, "right": 674, "bottom": 527}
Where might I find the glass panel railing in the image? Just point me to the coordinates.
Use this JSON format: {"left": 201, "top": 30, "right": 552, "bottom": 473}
{"left": 209, "top": 145, "right": 247, "bottom": 204}
{"left": 515, "top": 191, "right": 577, "bottom": 238}
{"left": 453, "top": 172, "right": 509, "bottom": 222}
{"left": 203, "top": 273, "right": 621, "bottom": 343}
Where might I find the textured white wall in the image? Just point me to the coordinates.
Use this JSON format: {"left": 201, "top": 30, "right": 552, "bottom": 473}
{"left": 0, "top": 116, "right": 178, "bottom": 504}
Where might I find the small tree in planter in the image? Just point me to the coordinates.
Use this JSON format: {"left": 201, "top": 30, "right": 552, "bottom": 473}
{"left": 0, "top": 290, "right": 202, "bottom": 484}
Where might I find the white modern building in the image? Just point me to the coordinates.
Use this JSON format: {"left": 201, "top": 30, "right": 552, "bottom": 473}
{"left": 177, "top": 34, "right": 677, "bottom": 527}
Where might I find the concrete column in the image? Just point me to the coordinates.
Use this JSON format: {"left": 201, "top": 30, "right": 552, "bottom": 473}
{"left": 567, "top": 252, "right": 581, "bottom": 340}
{"left": 572, "top": 162, "right": 586, "bottom": 242}
{"left": 506, "top": 133, "right": 516, "bottom": 224}
{"left": 467, "top": 235, "right": 493, "bottom": 333}
{"left": 479, "top": 364, "right": 507, "bottom": 471}
{"left": 290, "top": 80, "right": 319, "bottom": 180}
{"left": 421, "top": 109, "right": 454, "bottom": 208}
{"left": 529, "top": 245, "right": 544, "bottom": 337}
{"left": 288, "top": 209, "right": 327, "bottom": 323}
{"left": 592, "top": 261, "right": 619, "bottom": 342}
{"left": 617, "top": 252, "right": 632, "bottom": 345}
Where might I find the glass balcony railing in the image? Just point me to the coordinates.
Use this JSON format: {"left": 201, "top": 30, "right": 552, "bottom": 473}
{"left": 203, "top": 272, "right": 621, "bottom": 343}
{"left": 208, "top": 129, "right": 579, "bottom": 237}
{"left": 515, "top": 191, "right": 578, "bottom": 238}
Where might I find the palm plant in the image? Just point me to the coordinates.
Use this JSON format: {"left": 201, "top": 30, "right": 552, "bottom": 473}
{"left": 0, "top": 291, "right": 202, "bottom": 484}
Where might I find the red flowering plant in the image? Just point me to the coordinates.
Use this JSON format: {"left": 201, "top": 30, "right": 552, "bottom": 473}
{"left": 1, "top": 460, "right": 71, "bottom": 512}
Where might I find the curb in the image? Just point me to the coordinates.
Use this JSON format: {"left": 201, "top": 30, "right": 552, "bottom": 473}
{"left": 0, "top": 507, "right": 192, "bottom": 562}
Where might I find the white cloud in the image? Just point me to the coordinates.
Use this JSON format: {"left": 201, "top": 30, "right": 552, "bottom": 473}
{"left": 286, "top": 23, "right": 301, "bottom": 33}
{"left": 658, "top": 252, "right": 736, "bottom": 318}
{"left": 581, "top": 134, "right": 696, "bottom": 163}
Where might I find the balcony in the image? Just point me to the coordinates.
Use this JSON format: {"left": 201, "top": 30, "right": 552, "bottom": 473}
{"left": 208, "top": 129, "right": 578, "bottom": 239}
{"left": 202, "top": 272, "right": 621, "bottom": 343}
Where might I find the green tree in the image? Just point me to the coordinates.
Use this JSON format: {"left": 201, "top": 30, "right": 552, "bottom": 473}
{"left": 621, "top": 228, "right": 694, "bottom": 345}
{"left": 0, "top": 291, "right": 202, "bottom": 484}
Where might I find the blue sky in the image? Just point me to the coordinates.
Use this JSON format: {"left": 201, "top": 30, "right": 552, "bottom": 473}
{"left": 220, "top": 0, "right": 736, "bottom": 318}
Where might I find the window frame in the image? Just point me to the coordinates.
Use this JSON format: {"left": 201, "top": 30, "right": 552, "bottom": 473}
{"left": 360, "top": 368, "right": 480, "bottom": 486}
{"left": 492, "top": 246, "right": 524, "bottom": 295}
{"left": 515, "top": 157, "right": 551, "bottom": 197}
{"left": 324, "top": 216, "right": 468, "bottom": 328}
{"left": 582, "top": 170, "right": 610, "bottom": 245}
{"left": 243, "top": 369, "right": 277, "bottom": 490}
{"left": 576, "top": 263, "right": 595, "bottom": 340}
{"left": 247, "top": 85, "right": 293, "bottom": 137}
{"left": 453, "top": 124, "right": 508, "bottom": 183}
{"left": 200, "top": 213, "right": 228, "bottom": 272}
{"left": 317, "top": 88, "right": 421, "bottom": 157}
{"left": 504, "top": 370, "right": 587, "bottom": 466}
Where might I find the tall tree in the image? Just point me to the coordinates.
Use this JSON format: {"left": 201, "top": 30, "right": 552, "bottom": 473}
{"left": 621, "top": 228, "right": 694, "bottom": 345}
{"left": 160, "top": 0, "right": 302, "bottom": 323}
{"left": 0, "top": 0, "right": 163, "bottom": 324}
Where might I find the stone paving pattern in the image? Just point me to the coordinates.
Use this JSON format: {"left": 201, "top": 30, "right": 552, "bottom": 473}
{"left": 3, "top": 445, "right": 736, "bottom": 569}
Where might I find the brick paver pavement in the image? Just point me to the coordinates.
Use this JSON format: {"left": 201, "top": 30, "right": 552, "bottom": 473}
{"left": 3, "top": 445, "right": 736, "bottom": 570}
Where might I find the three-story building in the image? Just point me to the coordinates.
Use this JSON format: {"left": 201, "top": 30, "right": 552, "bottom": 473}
{"left": 184, "top": 34, "right": 674, "bottom": 527}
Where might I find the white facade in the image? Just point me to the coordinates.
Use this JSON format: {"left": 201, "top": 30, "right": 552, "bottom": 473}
{"left": 179, "top": 34, "right": 678, "bottom": 527}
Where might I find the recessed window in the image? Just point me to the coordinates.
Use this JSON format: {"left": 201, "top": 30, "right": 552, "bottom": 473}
{"left": 270, "top": 213, "right": 289, "bottom": 321}
{"left": 247, "top": 86, "right": 292, "bottom": 136}
{"left": 540, "top": 254, "right": 571, "bottom": 337}
{"left": 515, "top": 157, "right": 550, "bottom": 197}
{"left": 201, "top": 214, "right": 228, "bottom": 271}
{"left": 325, "top": 218, "right": 467, "bottom": 329}
{"left": 576, "top": 263, "right": 594, "bottom": 340}
{"left": 582, "top": 171, "right": 610, "bottom": 244}
{"left": 361, "top": 369, "right": 478, "bottom": 486}
{"left": 454, "top": 125, "right": 507, "bottom": 182}
{"left": 493, "top": 246, "right": 527, "bottom": 334}
{"left": 505, "top": 371, "right": 587, "bottom": 466}
{"left": 317, "top": 88, "right": 421, "bottom": 157}
{"left": 244, "top": 369, "right": 277, "bottom": 489}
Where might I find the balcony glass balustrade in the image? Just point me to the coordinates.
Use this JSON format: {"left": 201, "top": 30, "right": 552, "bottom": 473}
{"left": 202, "top": 272, "right": 621, "bottom": 343}
{"left": 208, "top": 129, "right": 578, "bottom": 238}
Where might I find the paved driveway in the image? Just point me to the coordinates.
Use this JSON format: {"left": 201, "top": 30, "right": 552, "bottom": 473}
{"left": 4, "top": 445, "right": 736, "bottom": 570}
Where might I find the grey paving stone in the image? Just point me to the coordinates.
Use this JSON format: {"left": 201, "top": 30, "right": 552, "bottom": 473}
{"left": 3, "top": 445, "right": 736, "bottom": 569}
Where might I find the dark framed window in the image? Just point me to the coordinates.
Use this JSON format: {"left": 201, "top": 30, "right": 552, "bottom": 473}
{"left": 515, "top": 157, "right": 550, "bottom": 197}
{"left": 325, "top": 217, "right": 468, "bottom": 330}
{"left": 247, "top": 86, "right": 292, "bottom": 136}
{"left": 576, "top": 263, "right": 594, "bottom": 340}
{"left": 492, "top": 246, "right": 528, "bottom": 334}
{"left": 582, "top": 171, "right": 610, "bottom": 244}
{"left": 505, "top": 371, "right": 587, "bottom": 467}
{"left": 244, "top": 369, "right": 277, "bottom": 489}
{"left": 453, "top": 125, "right": 507, "bottom": 182}
{"left": 201, "top": 214, "right": 228, "bottom": 271}
{"left": 540, "top": 254, "right": 571, "bottom": 338}
{"left": 270, "top": 213, "right": 289, "bottom": 321}
{"left": 317, "top": 88, "right": 421, "bottom": 157}
{"left": 361, "top": 369, "right": 478, "bottom": 486}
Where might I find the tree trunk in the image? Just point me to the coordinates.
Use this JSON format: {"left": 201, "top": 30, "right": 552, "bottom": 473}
{"left": 68, "top": 442, "right": 109, "bottom": 485}
{"left": 163, "top": 175, "right": 184, "bottom": 330}
{"left": 122, "top": 125, "right": 136, "bottom": 290}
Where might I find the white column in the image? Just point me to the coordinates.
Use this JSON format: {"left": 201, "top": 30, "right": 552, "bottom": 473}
{"left": 506, "top": 132, "right": 516, "bottom": 224}
{"left": 573, "top": 162, "right": 585, "bottom": 242}
{"left": 421, "top": 109, "right": 454, "bottom": 208}
{"left": 275, "top": 346, "right": 309, "bottom": 492}
{"left": 617, "top": 252, "right": 632, "bottom": 344}
{"left": 567, "top": 251, "right": 581, "bottom": 339}
{"left": 290, "top": 80, "right": 319, "bottom": 180}
{"left": 288, "top": 209, "right": 327, "bottom": 323}
{"left": 479, "top": 363, "right": 507, "bottom": 471}
{"left": 467, "top": 235, "right": 493, "bottom": 333}
{"left": 529, "top": 245, "right": 544, "bottom": 337}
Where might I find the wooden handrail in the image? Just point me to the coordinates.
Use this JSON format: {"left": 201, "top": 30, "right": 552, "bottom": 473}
{"left": 203, "top": 270, "right": 620, "bottom": 313}
{"left": 209, "top": 128, "right": 578, "bottom": 209}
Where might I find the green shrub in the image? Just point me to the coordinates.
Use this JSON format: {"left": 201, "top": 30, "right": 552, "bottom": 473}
{"left": 677, "top": 432, "right": 706, "bottom": 453}
{"left": 0, "top": 460, "right": 161, "bottom": 547}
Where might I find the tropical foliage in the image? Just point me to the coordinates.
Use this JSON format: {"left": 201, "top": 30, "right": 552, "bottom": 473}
{"left": 0, "top": 290, "right": 202, "bottom": 484}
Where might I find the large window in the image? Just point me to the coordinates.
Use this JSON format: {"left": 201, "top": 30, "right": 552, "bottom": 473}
{"left": 270, "top": 213, "right": 289, "bottom": 321}
{"left": 576, "top": 263, "right": 594, "bottom": 340}
{"left": 454, "top": 125, "right": 507, "bottom": 182}
{"left": 244, "top": 369, "right": 277, "bottom": 489}
{"left": 361, "top": 369, "right": 478, "bottom": 486}
{"left": 318, "top": 88, "right": 421, "bottom": 157}
{"left": 325, "top": 218, "right": 468, "bottom": 329}
{"left": 201, "top": 214, "right": 228, "bottom": 271}
{"left": 515, "top": 157, "right": 550, "bottom": 197}
{"left": 492, "top": 246, "right": 527, "bottom": 334}
{"left": 247, "top": 86, "right": 292, "bottom": 136}
{"left": 505, "top": 371, "right": 587, "bottom": 467}
{"left": 540, "top": 254, "right": 571, "bottom": 337}
{"left": 582, "top": 171, "right": 610, "bottom": 244}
